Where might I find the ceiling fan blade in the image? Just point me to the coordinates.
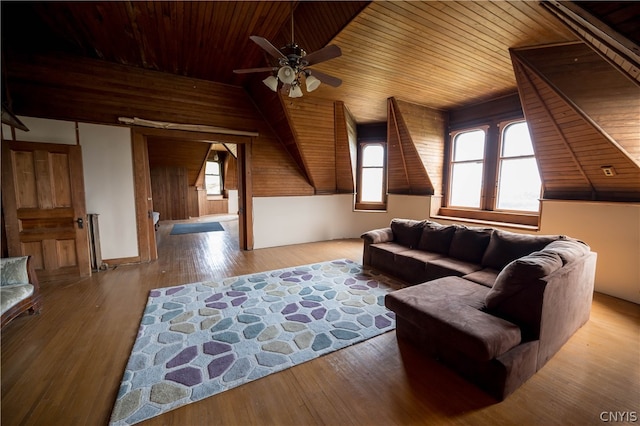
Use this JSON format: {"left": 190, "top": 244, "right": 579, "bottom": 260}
{"left": 233, "top": 67, "right": 277, "bottom": 74}
{"left": 305, "top": 45, "right": 342, "bottom": 66}
{"left": 307, "top": 69, "right": 342, "bottom": 87}
{"left": 250, "top": 36, "right": 286, "bottom": 60}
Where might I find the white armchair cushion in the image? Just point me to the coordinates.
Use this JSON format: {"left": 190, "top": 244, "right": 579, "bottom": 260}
{"left": 1, "top": 256, "right": 30, "bottom": 286}
{"left": 0, "top": 284, "right": 34, "bottom": 315}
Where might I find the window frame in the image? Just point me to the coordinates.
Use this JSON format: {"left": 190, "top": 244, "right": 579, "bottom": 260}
{"left": 355, "top": 141, "right": 387, "bottom": 211}
{"left": 495, "top": 120, "right": 542, "bottom": 213}
{"left": 441, "top": 118, "right": 540, "bottom": 227}
{"left": 204, "top": 159, "right": 223, "bottom": 196}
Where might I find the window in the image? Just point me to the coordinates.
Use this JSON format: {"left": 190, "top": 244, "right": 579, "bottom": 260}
{"left": 449, "top": 129, "right": 486, "bottom": 208}
{"left": 496, "top": 122, "right": 541, "bottom": 212}
{"left": 356, "top": 142, "right": 386, "bottom": 209}
{"left": 443, "top": 120, "right": 541, "bottom": 226}
{"left": 205, "top": 161, "right": 222, "bottom": 195}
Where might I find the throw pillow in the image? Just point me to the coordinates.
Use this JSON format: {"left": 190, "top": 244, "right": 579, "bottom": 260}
{"left": 418, "top": 223, "right": 457, "bottom": 254}
{"left": 485, "top": 250, "right": 563, "bottom": 309}
{"left": 0, "top": 256, "right": 30, "bottom": 286}
{"left": 390, "top": 218, "right": 427, "bottom": 249}
{"left": 482, "top": 229, "right": 558, "bottom": 270}
{"left": 448, "top": 226, "right": 492, "bottom": 263}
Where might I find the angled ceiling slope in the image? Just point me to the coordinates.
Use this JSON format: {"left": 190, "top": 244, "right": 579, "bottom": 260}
{"left": 512, "top": 43, "right": 640, "bottom": 202}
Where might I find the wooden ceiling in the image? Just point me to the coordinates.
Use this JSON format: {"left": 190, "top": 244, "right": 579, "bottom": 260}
{"left": 2, "top": 1, "right": 639, "bottom": 202}
{"left": 2, "top": 0, "right": 580, "bottom": 123}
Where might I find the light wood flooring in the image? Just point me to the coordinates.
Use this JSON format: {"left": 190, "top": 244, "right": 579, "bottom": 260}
{"left": 2, "top": 215, "right": 639, "bottom": 426}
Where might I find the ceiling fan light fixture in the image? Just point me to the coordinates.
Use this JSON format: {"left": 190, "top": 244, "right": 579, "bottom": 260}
{"left": 262, "top": 75, "right": 279, "bottom": 92}
{"left": 289, "top": 84, "right": 303, "bottom": 98}
{"left": 305, "top": 74, "right": 321, "bottom": 92}
{"left": 277, "top": 66, "right": 296, "bottom": 84}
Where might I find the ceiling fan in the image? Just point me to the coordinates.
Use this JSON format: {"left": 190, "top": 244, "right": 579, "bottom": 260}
{"left": 233, "top": 10, "right": 342, "bottom": 98}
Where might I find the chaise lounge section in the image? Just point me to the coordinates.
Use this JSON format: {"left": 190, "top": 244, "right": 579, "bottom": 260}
{"left": 362, "top": 219, "right": 597, "bottom": 400}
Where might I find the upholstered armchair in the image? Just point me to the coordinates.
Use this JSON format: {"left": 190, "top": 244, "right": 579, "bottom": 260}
{"left": 1, "top": 256, "right": 42, "bottom": 328}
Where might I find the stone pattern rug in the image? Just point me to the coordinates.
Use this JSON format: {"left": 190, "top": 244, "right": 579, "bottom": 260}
{"left": 110, "top": 259, "right": 403, "bottom": 425}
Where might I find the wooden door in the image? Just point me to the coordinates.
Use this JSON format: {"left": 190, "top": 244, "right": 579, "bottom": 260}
{"left": 1, "top": 140, "right": 91, "bottom": 281}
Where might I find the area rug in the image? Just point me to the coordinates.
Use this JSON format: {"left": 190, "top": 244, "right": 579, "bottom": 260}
{"left": 170, "top": 222, "right": 224, "bottom": 235}
{"left": 109, "top": 259, "right": 403, "bottom": 425}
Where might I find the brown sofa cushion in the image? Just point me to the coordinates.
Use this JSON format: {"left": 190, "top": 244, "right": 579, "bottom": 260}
{"left": 541, "top": 238, "right": 590, "bottom": 265}
{"left": 485, "top": 250, "right": 563, "bottom": 310}
{"left": 418, "top": 222, "right": 457, "bottom": 254}
{"left": 390, "top": 218, "right": 426, "bottom": 249}
{"left": 463, "top": 268, "right": 500, "bottom": 288}
{"left": 385, "top": 277, "right": 521, "bottom": 362}
{"left": 482, "top": 229, "right": 558, "bottom": 270}
{"left": 449, "top": 226, "right": 493, "bottom": 263}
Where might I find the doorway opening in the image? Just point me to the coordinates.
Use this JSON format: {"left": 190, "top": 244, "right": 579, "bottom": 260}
{"left": 131, "top": 127, "right": 254, "bottom": 263}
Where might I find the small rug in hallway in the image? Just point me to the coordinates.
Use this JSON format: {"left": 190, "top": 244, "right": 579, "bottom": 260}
{"left": 170, "top": 221, "right": 224, "bottom": 235}
{"left": 109, "top": 259, "right": 403, "bottom": 425}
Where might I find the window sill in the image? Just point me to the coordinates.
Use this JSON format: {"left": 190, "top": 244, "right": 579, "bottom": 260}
{"left": 355, "top": 202, "right": 387, "bottom": 211}
{"left": 435, "top": 207, "right": 540, "bottom": 230}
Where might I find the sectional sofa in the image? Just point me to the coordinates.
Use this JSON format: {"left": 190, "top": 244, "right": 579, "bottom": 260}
{"left": 361, "top": 218, "right": 597, "bottom": 400}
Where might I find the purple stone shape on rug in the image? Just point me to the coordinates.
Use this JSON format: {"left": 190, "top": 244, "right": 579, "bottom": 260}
{"left": 231, "top": 297, "right": 248, "bottom": 307}
{"left": 165, "top": 366, "right": 202, "bottom": 387}
{"left": 166, "top": 286, "right": 185, "bottom": 296}
{"left": 205, "top": 293, "right": 224, "bottom": 302}
{"left": 167, "top": 346, "right": 198, "bottom": 368}
{"left": 281, "top": 303, "right": 298, "bottom": 315}
{"left": 208, "top": 353, "right": 235, "bottom": 379}
{"left": 286, "top": 314, "right": 311, "bottom": 323}
{"left": 375, "top": 314, "right": 392, "bottom": 329}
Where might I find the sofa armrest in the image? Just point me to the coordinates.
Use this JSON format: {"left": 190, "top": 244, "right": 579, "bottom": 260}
{"left": 361, "top": 227, "right": 393, "bottom": 267}
{"left": 361, "top": 227, "right": 393, "bottom": 244}
{"left": 536, "top": 251, "right": 596, "bottom": 368}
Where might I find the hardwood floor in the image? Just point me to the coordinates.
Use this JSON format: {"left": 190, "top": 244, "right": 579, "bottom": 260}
{"left": 2, "top": 215, "right": 639, "bottom": 426}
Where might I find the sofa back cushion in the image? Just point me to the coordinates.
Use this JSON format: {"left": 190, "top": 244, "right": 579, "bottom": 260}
{"left": 482, "top": 230, "right": 558, "bottom": 270}
{"left": 448, "top": 226, "right": 492, "bottom": 263}
{"left": 390, "top": 218, "right": 426, "bottom": 249}
{"left": 418, "top": 223, "right": 457, "bottom": 254}
{"left": 541, "top": 238, "right": 590, "bottom": 265}
{"left": 485, "top": 250, "right": 563, "bottom": 310}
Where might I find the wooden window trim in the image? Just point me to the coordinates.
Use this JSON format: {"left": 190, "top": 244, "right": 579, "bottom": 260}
{"left": 440, "top": 119, "right": 540, "bottom": 227}
{"left": 355, "top": 141, "right": 387, "bottom": 210}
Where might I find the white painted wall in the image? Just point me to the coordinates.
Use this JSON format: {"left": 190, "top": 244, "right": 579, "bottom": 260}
{"left": 252, "top": 193, "right": 429, "bottom": 249}
{"left": 227, "top": 190, "right": 239, "bottom": 214}
{"left": 539, "top": 200, "right": 640, "bottom": 304}
{"left": 10, "top": 116, "right": 77, "bottom": 144}
{"left": 78, "top": 123, "right": 139, "bottom": 260}
{"left": 2, "top": 116, "right": 76, "bottom": 145}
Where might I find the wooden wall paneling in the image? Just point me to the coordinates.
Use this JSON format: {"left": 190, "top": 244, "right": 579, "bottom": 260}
{"left": 334, "top": 101, "right": 355, "bottom": 193}
{"left": 246, "top": 77, "right": 312, "bottom": 187}
{"left": 284, "top": 96, "right": 337, "bottom": 194}
{"left": 512, "top": 45, "right": 640, "bottom": 201}
{"left": 224, "top": 154, "right": 238, "bottom": 190}
{"left": 386, "top": 98, "right": 433, "bottom": 195}
{"left": 150, "top": 166, "right": 189, "bottom": 220}
{"left": 7, "top": 54, "right": 314, "bottom": 198}
{"left": 6, "top": 54, "right": 259, "bottom": 131}
{"left": 394, "top": 99, "right": 447, "bottom": 197}
{"left": 188, "top": 186, "right": 200, "bottom": 218}
{"left": 512, "top": 43, "right": 640, "bottom": 162}
{"left": 147, "top": 138, "right": 212, "bottom": 186}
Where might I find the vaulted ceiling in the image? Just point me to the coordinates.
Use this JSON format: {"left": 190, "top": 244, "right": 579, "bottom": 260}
{"left": 2, "top": 1, "right": 639, "bottom": 201}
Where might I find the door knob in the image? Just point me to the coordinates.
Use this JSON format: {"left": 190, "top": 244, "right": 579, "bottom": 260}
{"left": 76, "top": 218, "right": 84, "bottom": 229}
